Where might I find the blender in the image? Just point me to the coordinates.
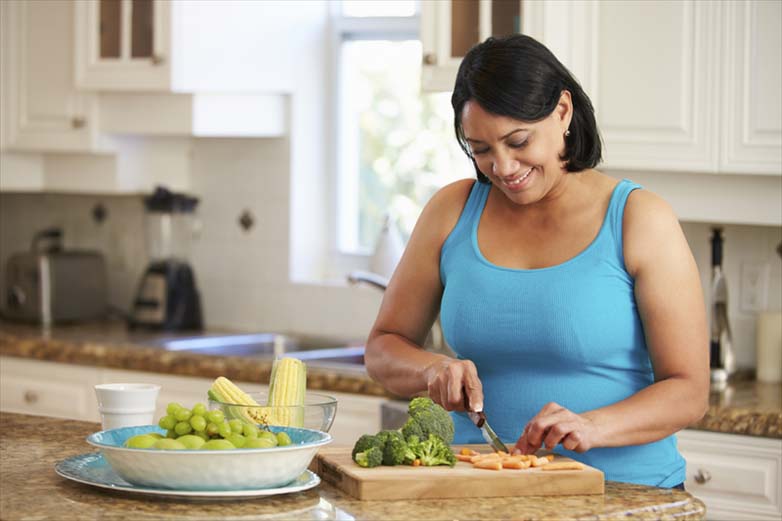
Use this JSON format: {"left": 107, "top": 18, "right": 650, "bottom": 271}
{"left": 130, "top": 186, "right": 203, "bottom": 330}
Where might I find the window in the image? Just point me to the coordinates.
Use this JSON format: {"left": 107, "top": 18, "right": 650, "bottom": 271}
{"left": 335, "top": 1, "right": 473, "bottom": 255}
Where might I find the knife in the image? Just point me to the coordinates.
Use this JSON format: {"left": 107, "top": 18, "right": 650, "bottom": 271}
{"left": 464, "top": 394, "right": 509, "bottom": 453}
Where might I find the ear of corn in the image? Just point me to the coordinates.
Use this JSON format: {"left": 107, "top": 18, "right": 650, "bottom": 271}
{"left": 267, "top": 357, "right": 307, "bottom": 427}
{"left": 209, "top": 376, "right": 267, "bottom": 425}
{"left": 209, "top": 358, "right": 307, "bottom": 428}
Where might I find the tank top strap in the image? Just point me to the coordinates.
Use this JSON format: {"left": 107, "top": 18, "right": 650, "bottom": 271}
{"left": 604, "top": 178, "right": 643, "bottom": 263}
{"left": 443, "top": 180, "right": 490, "bottom": 250}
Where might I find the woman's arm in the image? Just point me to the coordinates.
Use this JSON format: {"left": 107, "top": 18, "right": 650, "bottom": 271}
{"left": 364, "top": 179, "right": 485, "bottom": 411}
{"left": 515, "top": 189, "right": 709, "bottom": 453}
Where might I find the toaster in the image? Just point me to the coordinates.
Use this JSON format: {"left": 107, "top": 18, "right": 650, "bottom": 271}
{"left": 3, "top": 228, "right": 107, "bottom": 325}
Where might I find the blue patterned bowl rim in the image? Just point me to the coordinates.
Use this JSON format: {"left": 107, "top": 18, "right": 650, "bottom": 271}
{"left": 87, "top": 425, "right": 331, "bottom": 454}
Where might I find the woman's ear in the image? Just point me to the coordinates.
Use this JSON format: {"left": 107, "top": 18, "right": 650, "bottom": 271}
{"left": 556, "top": 90, "right": 573, "bottom": 132}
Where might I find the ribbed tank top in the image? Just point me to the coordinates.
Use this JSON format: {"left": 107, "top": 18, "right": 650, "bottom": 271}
{"left": 439, "top": 178, "right": 685, "bottom": 487}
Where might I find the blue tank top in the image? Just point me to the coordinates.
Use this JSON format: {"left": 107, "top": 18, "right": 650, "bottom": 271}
{"left": 439, "top": 178, "right": 685, "bottom": 487}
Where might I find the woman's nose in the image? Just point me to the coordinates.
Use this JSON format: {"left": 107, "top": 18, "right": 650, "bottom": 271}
{"left": 492, "top": 156, "right": 521, "bottom": 177}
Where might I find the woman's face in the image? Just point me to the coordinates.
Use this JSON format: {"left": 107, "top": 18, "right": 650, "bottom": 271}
{"left": 460, "top": 92, "right": 572, "bottom": 206}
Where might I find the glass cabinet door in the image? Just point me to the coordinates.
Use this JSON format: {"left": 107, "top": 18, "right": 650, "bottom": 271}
{"left": 97, "top": 0, "right": 155, "bottom": 61}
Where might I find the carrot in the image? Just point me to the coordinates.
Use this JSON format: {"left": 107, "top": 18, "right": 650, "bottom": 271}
{"left": 545, "top": 454, "right": 555, "bottom": 462}
{"left": 501, "top": 459, "right": 529, "bottom": 469}
{"left": 473, "top": 459, "right": 503, "bottom": 471}
{"left": 470, "top": 453, "right": 501, "bottom": 463}
{"left": 412, "top": 459, "right": 421, "bottom": 467}
{"left": 459, "top": 448, "right": 478, "bottom": 456}
{"left": 455, "top": 454, "right": 473, "bottom": 462}
{"left": 531, "top": 457, "right": 549, "bottom": 467}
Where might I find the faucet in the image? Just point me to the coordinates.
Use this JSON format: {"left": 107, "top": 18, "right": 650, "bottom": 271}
{"left": 347, "top": 271, "right": 454, "bottom": 357}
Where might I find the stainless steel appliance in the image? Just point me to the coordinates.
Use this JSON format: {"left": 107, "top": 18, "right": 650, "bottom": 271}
{"left": 710, "top": 227, "right": 735, "bottom": 388}
{"left": 3, "top": 228, "right": 107, "bottom": 325}
{"left": 129, "top": 187, "right": 202, "bottom": 331}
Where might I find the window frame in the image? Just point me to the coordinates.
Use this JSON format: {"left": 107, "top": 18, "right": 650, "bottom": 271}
{"left": 330, "top": 3, "right": 421, "bottom": 259}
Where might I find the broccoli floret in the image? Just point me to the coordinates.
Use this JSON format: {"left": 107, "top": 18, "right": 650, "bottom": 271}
{"left": 382, "top": 430, "right": 416, "bottom": 466}
{"left": 351, "top": 434, "right": 384, "bottom": 460}
{"left": 354, "top": 446, "right": 383, "bottom": 468}
{"left": 411, "top": 434, "right": 457, "bottom": 467}
{"left": 400, "top": 397, "right": 454, "bottom": 444}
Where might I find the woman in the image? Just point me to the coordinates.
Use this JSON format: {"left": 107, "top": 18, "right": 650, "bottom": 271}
{"left": 364, "top": 34, "right": 709, "bottom": 488}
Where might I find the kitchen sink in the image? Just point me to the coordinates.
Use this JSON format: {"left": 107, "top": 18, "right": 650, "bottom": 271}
{"left": 145, "top": 333, "right": 365, "bottom": 366}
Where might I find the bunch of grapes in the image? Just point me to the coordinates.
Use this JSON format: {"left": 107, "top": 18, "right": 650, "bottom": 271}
{"left": 124, "top": 402, "right": 293, "bottom": 450}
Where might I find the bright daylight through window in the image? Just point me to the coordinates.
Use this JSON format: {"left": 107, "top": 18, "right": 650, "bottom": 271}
{"left": 336, "top": 1, "right": 472, "bottom": 254}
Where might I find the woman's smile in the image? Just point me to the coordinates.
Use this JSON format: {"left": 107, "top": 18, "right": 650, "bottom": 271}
{"left": 498, "top": 167, "right": 534, "bottom": 192}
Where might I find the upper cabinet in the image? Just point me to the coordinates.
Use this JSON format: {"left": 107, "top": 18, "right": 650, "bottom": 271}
{"left": 1, "top": 0, "right": 97, "bottom": 152}
{"left": 421, "top": 0, "right": 522, "bottom": 92}
{"left": 75, "top": 0, "right": 172, "bottom": 91}
{"left": 420, "top": 0, "right": 781, "bottom": 177}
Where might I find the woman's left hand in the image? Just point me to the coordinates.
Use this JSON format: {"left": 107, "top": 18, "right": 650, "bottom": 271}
{"left": 513, "top": 402, "right": 600, "bottom": 455}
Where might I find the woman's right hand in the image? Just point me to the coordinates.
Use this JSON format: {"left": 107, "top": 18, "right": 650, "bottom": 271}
{"left": 423, "top": 357, "right": 484, "bottom": 412}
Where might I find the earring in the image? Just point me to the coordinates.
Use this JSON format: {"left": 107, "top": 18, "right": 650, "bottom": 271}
{"left": 564, "top": 129, "right": 571, "bottom": 137}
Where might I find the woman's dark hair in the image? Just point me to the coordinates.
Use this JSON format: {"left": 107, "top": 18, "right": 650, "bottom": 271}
{"left": 452, "top": 34, "right": 602, "bottom": 183}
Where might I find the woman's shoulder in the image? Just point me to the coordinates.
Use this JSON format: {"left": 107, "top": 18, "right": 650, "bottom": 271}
{"left": 416, "top": 178, "right": 478, "bottom": 245}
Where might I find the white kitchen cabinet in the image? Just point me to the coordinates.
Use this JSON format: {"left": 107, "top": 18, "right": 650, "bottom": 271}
{"left": 0, "top": 0, "right": 98, "bottom": 153}
{"left": 75, "top": 0, "right": 172, "bottom": 91}
{"left": 678, "top": 429, "right": 782, "bottom": 521}
{"left": 0, "top": 356, "right": 382, "bottom": 445}
{"left": 0, "top": 357, "right": 102, "bottom": 421}
{"left": 421, "top": 0, "right": 523, "bottom": 92}
{"left": 719, "top": 0, "right": 782, "bottom": 175}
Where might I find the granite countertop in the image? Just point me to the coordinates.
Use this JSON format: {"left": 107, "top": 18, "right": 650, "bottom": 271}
{"left": 1, "top": 320, "right": 780, "bottom": 438}
{"left": 0, "top": 320, "right": 393, "bottom": 397}
{"left": 0, "top": 412, "right": 705, "bottom": 521}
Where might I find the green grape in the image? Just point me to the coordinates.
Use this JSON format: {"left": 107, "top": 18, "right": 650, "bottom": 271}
{"left": 166, "top": 402, "right": 183, "bottom": 415}
{"left": 190, "top": 415, "right": 207, "bottom": 432}
{"left": 153, "top": 438, "right": 187, "bottom": 450}
{"left": 192, "top": 403, "right": 207, "bottom": 416}
{"left": 175, "top": 408, "right": 192, "bottom": 422}
{"left": 244, "top": 437, "right": 276, "bottom": 449}
{"left": 176, "top": 434, "right": 206, "bottom": 449}
{"left": 228, "top": 419, "right": 244, "bottom": 434}
{"left": 205, "top": 422, "right": 219, "bottom": 436}
{"left": 258, "top": 431, "right": 277, "bottom": 447}
{"left": 195, "top": 431, "right": 209, "bottom": 441}
{"left": 206, "top": 410, "right": 224, "bottom": 424}
{"left": 218, "top": 422, "right": 232, "bottom": 439}
{"left": 158, "top": 415, "right": 176, "bottom": 431}
{"left": 242, "top": 423, "right": 259, "bottom": 438}
{"left": 148, "top": 433, "right": 164, "bottom": 440}
{"left": 124, "top": 434, "right": 158, "bottom": 449}
{"left": 276, "top": 431, "right": 292, "bottom": 447}
{"left": 166, "top": 429, "right": 177, "bottom": 439}
{"left": 225, "top": 433, "right": 246, "bottom": 448}
{"left": 202, "top": 439, "right": 235, "bottom": 450}
{"left": 174, "top": 421, "right": 193, "bottom": 436}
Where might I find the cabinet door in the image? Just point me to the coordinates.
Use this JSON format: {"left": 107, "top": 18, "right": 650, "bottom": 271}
{"left": 719, "top": 0, "right": 782, "bottom": 175}
{"left": 75, "top": 0, "right": 172, "bottom": 91}
{"left": 593, "top": 0, "right": 719, "bottom": 173}
{"left": 678, "top": 429, "right": 782, "bottom": 520}
{"left": 421, "top": 0, "right": 523, "bottom": 92}
{"left": 1, "top": 0, "right": 97, "bottom": 152}
{"left": 0, "top": 357, "right": 101, "bottom": 421}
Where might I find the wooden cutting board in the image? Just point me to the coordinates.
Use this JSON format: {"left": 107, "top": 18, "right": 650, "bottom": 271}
{"left": 312, "top": 445, "right": 604, "bottom": 500}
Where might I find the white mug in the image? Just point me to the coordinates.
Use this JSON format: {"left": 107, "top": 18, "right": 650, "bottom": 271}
{"left": 94, "top": 383, "right": 160, "bottom": 430}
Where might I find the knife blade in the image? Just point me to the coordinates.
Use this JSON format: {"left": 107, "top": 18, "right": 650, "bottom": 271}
{"left": 464, "top": 394, "right": 509, "bottom": 453}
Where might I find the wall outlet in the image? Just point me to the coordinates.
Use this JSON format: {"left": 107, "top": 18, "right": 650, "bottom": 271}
{"left": 740, "top": 261, "right": 770, "bottom": 312}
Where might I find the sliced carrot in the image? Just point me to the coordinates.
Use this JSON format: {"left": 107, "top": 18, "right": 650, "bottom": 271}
{"left": 455, "top": 454, "right": 473, "bottom": 462}
{"left": 458, "top": 448, "right": 479, "bottom": 456}
{"left": 502, "top": 459, "right": 528, "bottom": 469}
{"left": 412, "top": 459, "right": 421, "bottom": 467}
{"left": 473, "top": 459, "right": 502, "bottom": 471}
{"left": 545, "top": 454, "right": 555, "bottom": 462}
{"left": 531, "top": 457, "right": 549, "bottom": 467}
{"left": 470, "top": 453, "right": 501, "bottom": 463}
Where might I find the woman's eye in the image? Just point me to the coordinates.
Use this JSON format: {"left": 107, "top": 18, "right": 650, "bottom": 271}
{"left": 471, "top": 148, "right": 489, "bottom": 156}
{"left": 509, "top": 141, "right": 528, "bottom": 149}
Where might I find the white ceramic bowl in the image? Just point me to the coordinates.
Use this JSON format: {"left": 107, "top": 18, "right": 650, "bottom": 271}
{"left": 87, "top": 425, "right": 331, "bottom": 491}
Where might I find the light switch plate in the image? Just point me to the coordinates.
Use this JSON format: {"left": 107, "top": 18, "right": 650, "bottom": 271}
{"left": 739, "top": 261, "right": 770, "bottom": 312}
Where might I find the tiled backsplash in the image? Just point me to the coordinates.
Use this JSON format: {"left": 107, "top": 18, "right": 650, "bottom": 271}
{"left": 1, "top": 156, "right": 780, "bottom": 367}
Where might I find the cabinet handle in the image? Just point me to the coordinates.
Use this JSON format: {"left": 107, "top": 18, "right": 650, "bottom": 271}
{"left": 422, "top": 53, "right": 437, "bottom": 65}
{"left": 694, "top": 469, "right": 711, "bottom": 484}
{"left": 24, "top": 390, "right": 39, "bottom": 404}
{"left": 71, "top": 117, "right": 86, "bottom": 129}
{"left": 152, "top": 54, "right": 166, "bottom": 66}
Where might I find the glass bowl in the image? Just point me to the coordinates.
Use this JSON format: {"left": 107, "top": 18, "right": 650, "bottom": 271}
{"left": 208, "top": 392, "right": 337, "bottom": 433}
